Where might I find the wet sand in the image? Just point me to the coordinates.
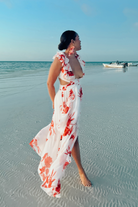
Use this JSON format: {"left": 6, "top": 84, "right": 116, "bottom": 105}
{"left": 0, "top": 65, "right": 138, "bottom": 207}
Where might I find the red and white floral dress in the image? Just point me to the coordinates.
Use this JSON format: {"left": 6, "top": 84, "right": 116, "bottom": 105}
{"left": 29, "top": 52, "right": 85, "bottom": 198}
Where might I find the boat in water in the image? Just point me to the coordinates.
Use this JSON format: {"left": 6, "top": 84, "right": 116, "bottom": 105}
{"left": 103, "top": 61, "right": 138, "bottom": 68}
{"left": 103, "top": 62, "right": 126, "bottom": 68}
{"left": 127, "top": 63, "right": 138, "bottom": 66}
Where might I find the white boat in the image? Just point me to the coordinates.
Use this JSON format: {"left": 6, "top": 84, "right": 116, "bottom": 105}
{"left": 128, "top": 63, "right": 138, "bottom": 66}
{"left": 103, "top": 63, "right": 125, "bottom": 68}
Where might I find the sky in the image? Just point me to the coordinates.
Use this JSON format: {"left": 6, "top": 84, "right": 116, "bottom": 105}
{"left": 0, "top": 0, "right": 138, "bottom": 61}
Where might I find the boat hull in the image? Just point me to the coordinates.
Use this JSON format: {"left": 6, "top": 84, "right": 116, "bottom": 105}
{"left": 103, "top": 64, "right": 124, "bottom": 68}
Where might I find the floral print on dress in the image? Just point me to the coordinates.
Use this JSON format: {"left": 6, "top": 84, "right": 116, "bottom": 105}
{"left": 60, "top": 101, "right": 70, "bottom": 114}
{"left": 29, "top": 52, "right": 85, "bottom": 198}
{"left": 53, "top": 52, "right": 85, "bottom": 83}
{"left": 49, "top": 120, "right": 55, "bottom": 136}
{"left": 78, "top": 87, "right": 83, "bottom": 100}
{"left": 69, "top": 89, "right": 75, "bottom": 100}
{"left": 29, "top": 138, "right": 41, "bottom": 154}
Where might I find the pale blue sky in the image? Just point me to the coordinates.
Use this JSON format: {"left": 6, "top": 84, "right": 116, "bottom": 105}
{"left": 0, "top": 0, "right": 138, "bottom": 61}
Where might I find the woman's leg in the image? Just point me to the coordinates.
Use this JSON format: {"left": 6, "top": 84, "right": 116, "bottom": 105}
{"left": 71, "top": 137, "right": 92, "bottom": 186}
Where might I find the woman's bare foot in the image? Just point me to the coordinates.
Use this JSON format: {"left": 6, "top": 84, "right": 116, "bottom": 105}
{"left": 79, "top": 170, "right": 92, "bottom": 187}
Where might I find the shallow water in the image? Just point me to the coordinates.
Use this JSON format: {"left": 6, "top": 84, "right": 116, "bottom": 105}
{"left": 0, "top": 61, "right": 137, "bottom": 97}
{"left": 0, "top": 61, "right": 138, "bottom": 207}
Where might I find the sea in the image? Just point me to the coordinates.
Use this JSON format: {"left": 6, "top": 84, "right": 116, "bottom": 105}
{"left": 0, "top": 61, "right": 138, "bottom": 98}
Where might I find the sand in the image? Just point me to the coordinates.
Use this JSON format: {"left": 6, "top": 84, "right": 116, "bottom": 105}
{"left": 0, "top": 65, "right": 138, "bottom": 207}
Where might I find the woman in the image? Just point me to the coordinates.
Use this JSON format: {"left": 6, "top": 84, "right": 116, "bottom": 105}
{"left": 30, "top": 30, "right": 91, "bottom": 198}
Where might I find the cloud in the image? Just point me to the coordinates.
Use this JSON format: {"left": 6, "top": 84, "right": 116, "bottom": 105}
{"left": 0, "top": 0, "right": 12, "bottom": 8}
{"left": 81, "top": 4, "right": 92, "bottom": 16}
{"left": 134, "top": 22, "right": 138, "bottom": 27}
{"left": 73, "top": 0, "right": 92, "bottom": 16}
{"left": 123, "top": 8, "right": 138, "bottom": 28}
{"left": 123, "top": 8, "right": 138, "bottom": 16}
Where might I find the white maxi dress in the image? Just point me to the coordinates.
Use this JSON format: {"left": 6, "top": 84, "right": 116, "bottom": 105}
{"left": 29, "top": 52, "right": 85, "bottom": 198}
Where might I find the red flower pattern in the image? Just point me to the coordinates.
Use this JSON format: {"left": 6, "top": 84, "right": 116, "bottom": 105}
{"left": 65, "top": 146, "right": 71, "bottom": 156}
{"left": 29, "top": 138, "right": 41, "bottom": 154}
{"left": 61, "top": 92, "right": 64, "bottom": 97}
{"left": 66, "top": 71, "right": 74, "bottom": 76}
{"left": 55, "top": 179, "right": 61, "bottom": 193}
{"left": 61, "top": 67, "right": 64, "bottom": 73}
{"left": 41, "top": 153, "right": 52, "bottom": 168}
{"left": 63, "top": 125, "right": 73, "bottom": 137}
{"left": 63, "top": 161, "right": 69, "bottom": 169}
{"left": 42, "top": 169, "right": 56, "bottom": 189}
{"left": 62, "top": 112, "right": 75, "bottom": 137}
{"left": 29, "top": 52, "right": 85, "bottom": 197}
{"left": 52, "top": 179, "right": 61, "bottom": 197}
{"left": 67, "top": 112, "right": 75, "bottom": 127}
{"left": 70, "top": 133, "right": 75, "bottom": 140}
{"left": 39, "top": 153, "right": 53, "bottom": 181}
{"left": 60, "top": 101, "right": 70, "bottom": 114}
{"left": 49, "top": 120, "right": 55, "bottom": 136}
{"left": 78, "top": 87, "right": 83, "bottom": 99}
{"left": 69, "top": 89, "right": 75, "bottom": 100}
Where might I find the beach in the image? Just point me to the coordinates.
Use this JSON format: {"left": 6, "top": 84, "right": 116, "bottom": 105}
{"left": 0, "top": 61, "right": 138, "bottom": 207}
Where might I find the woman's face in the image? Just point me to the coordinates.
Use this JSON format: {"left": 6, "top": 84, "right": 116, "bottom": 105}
{"left": 74, "top": 35, "right": 81, "bottom": 51}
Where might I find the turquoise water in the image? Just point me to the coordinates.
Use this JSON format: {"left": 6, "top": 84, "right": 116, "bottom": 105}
{"left": 0, "top": 61, "right": 138, "bottom": 78}
{"left": 0, "top": 61, "right": 138, "bottom": 98}
{"left": 0, "top": 61, "right": 51, "bottom": 78}
{"left": 0, "top": 61, "right": 50, "bottom": 98}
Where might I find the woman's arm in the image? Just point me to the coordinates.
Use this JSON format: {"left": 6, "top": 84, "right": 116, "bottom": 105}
{"left": 69, "top": 54, "right": 83, "bottom": 79}
{"left": 47, "top": 57, "right": 62, "bottom": 108}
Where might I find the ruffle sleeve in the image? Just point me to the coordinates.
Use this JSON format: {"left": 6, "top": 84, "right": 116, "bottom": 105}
{"left": 53, "top": 52, "right": 69, "bottom": 67}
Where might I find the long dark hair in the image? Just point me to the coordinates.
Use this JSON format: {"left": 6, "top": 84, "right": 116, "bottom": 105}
{"left": 58, "top": 30, "right": 78, "bottom": 51}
